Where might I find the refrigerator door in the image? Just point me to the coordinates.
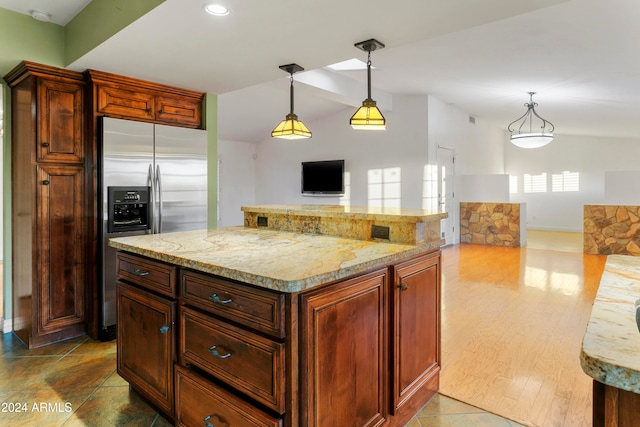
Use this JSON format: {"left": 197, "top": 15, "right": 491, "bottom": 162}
{"left": 100, "top": 117, "right": 154, "bottom": 337}
{"left": 154, "top": 123, "right": 208, "bottom": 233}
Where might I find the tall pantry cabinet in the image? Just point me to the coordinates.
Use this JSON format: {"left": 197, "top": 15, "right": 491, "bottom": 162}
{"left": 4, "top": 62, "right": 87, "bottom": 348}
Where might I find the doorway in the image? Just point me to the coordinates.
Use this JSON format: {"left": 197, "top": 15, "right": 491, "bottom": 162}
{"left": 437, "top": 146, "right": 455, "bottom": 245}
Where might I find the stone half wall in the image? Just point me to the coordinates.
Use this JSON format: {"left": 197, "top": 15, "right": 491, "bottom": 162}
{"left": 460, "top": 202, "right": 525, "bottom": 248}
{"left": 584, "top": 205, "right": 640, "bottom": 255}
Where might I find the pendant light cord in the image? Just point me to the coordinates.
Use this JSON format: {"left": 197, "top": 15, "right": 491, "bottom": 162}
{"left": 289, "top": 74, "right": 295, "bottom": 115}
{"left": 367, "top": 51, "right": 372, "bottom": 100}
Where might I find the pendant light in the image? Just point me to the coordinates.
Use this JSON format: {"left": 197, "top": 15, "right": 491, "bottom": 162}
{"left": 350, "top": 38, "right": 386, "bottom": 130}
{"left": 271, "top": 63, "right": 312, "bottom": 140}
{"left": 507, "top": 92, "right": 554, "bottom": 148}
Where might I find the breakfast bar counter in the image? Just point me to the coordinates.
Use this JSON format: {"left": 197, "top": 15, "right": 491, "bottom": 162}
{"left": 580, "top": 254, "right": 640, "bottom": 426}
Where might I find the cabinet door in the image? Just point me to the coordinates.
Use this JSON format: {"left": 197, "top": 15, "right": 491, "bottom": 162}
{"left": 97, "top": 84, "right": 155, "bottom": 121}
{"left": 37, "top": 79, "right": 84, "bottom": 163}
{"left": 36, "top": 164, "right": 85, "bottom": 335}
{"left": 156, "top": 95, "right": 202, "bottom": 127}
{"left": 300, "top": 270, "right": 388, "bottom": 427}
{"left": 392, "top": 252, "right": 441, "bottom": 412}
{"left": 117, "top": 281, "right": 176, "bottom": 417}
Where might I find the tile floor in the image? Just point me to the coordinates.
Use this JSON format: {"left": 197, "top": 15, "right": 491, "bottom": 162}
{"left": 0, "top": 332, "right": 523, "bottom": 426}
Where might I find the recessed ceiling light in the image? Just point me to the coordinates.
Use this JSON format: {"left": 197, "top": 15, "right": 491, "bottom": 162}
{"left": 205, "top": 4, "right": 230, "bottom": 16}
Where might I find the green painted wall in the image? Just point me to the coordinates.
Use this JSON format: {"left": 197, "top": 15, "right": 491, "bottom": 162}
{"left": 0, "top": 8, "right": 65, "bottom": 75}
{"left": 205, "top": 93, "right": 219, "bottom": 228}
{"left": 65, "top": 0, "right": 165, "bottom": 65}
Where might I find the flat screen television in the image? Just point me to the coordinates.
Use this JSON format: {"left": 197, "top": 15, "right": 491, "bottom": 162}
{"left": 301, "top": 160, "right": 345, "bottom": 195}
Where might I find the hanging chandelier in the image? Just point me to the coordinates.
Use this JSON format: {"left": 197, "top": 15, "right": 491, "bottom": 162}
{"left": 271, "top": 63, "right": 312, "bottom": 140}
{"left": 350, "top": 38, "right": 386, "bottom": 130}
{"left": 508, "top": 92, "right": 554, "bottom": 148}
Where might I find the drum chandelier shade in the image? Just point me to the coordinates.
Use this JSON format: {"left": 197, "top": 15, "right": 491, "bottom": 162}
{"left": 508, "top": 92, "right": 554, "bottom": 148}
{"left": 271, "top": 63, "right": 312, "bottom": 140}
{"left": 350, "top": 39, "right": 386, "bottom": 130}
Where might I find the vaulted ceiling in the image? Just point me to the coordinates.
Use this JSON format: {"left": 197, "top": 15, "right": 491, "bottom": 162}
{"left": 2, "top": 0, "right": 639, "bottom": 143}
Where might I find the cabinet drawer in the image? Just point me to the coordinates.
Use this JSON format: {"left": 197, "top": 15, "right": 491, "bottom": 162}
{"left": 175, "top": 365, "right": 282, "bottom": 427}
{"left": 180, "top": 306, "right": 285, "bottom": 413}
{"left": 97, "top": 84, "right": 155, "bottom": 121}
{"left": 116, "top": 253, "right": 178, "bottom": 298}
{"left": 181, "top": 270, "right": 285, "bottom": 338}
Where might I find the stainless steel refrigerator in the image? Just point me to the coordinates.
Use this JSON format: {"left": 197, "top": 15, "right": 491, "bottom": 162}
{"left": 99, "top": 117, "right": 208, "bottom": 340}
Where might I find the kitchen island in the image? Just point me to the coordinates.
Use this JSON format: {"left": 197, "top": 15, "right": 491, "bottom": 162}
{"left": 110, "top": 205, "right": 446, "bottom": 427}
{"left": 580, "top": 255, "right": 640, "bottom": 426}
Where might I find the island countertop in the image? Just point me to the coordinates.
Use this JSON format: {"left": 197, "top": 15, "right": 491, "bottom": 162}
{"left": 109, "top": 226, "right": 440, "bottom": 293}
{"left": 580, "top": 254, "right": 640, "bottom": 393}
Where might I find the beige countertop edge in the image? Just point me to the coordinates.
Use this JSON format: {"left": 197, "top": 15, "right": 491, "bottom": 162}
{"left": 580, "top": 254, "right": 640, "bottom": 393}
{"left": 241, "top": 205, "right": 448, "bottom": 223}
{"left": 109, "top": 238, "right": 442, "bottom": 294}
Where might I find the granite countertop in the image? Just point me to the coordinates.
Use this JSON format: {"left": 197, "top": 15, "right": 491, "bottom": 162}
{"left": 109, "top": 226, "right": 439, "bottom": 293}
{"left": 241, "top": 204, "right": 448, "bottom": 223}
{"left": 580, "top": 255, "right": 640, "bottom": 393}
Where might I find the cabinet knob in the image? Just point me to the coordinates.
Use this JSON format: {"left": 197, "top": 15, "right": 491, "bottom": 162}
{"left": 41, "top": 142, "right": 50, "bottom": 147}
{"left": 398, "top": 282, "right": 409, "bottom": 291}
{"left": 42, "top": 180, "right": 50, "bottom": 185}
{"left": 159, "top": 324, "right": 171, "bottom": 334}
{"left": 208, "top": 345, "right": 232, "bottom": 359}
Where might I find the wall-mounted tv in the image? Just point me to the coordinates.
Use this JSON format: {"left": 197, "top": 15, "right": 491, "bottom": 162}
{"left": 301, "top": 160, "right": 345, "bottom": 195}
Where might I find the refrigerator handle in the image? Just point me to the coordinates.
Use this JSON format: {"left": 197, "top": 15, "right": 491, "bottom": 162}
{"left": 156, "top": 164, "right": 163, "bottom": 234}
{"left": 148, "top": 163, "right": 156, "bottom": 233}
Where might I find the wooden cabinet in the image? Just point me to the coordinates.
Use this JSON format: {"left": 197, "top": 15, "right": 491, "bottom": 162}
{"left": 87, "top": 70, "right": 204, "bottom": 128}
{"left": 117, "top": 281, "right": 176, "bottom": 417}
{"left": 117, "top": 249, "right": 441, "bottom": 427}
{"left": 300, "top": 270, "right": 388, "bottom": 427}
{"left": 36, "top": 78, "right": 85, "bottom": 163}
{"left": 4, "top": 61, "right": 87, "bottom": 348}
{"left": 116, "top": 253, "right": 178, "bottom": 419}
{"left": 391, "top": 252, "right": 441, "bottom": 413}
{"left": 593, "top": 380, "right": 640, "bottom": 427}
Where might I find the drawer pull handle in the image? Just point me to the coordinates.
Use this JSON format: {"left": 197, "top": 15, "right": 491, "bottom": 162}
{"left": 133, "top": 268, "right": 149, "bottom": 276}
{"left": 159, "top": 324, "right": 170, "bottom": 334}
{"left": 398, "top": 282, "right": 409, "bottom": 291}
{"left": 208, "top": 345, "right": 231, "bottom": 359}
{"left": 209, "top": 293, "right": 232, "bottom": 304}
{"left": 203, "top": 414, "right": 229, "bottom": 427}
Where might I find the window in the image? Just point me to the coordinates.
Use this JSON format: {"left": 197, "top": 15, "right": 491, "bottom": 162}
{"left": 523, "top": 173, "right": 547, "bottom": 193}
{"left": 552, "top": 171, "right": 579, "bottom": 192}
{"left": 368, "top": 167, "right": 401, "bottom": 208}
{"left": 509, "top": 175, "right": 518, "bottom": 194}
{"left": 422, "top": 164, "right": 438, "bottom": 210}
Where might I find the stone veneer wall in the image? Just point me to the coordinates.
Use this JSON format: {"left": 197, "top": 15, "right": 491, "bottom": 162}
{"left": 460, "top": 202, "right": 523, "bottom": 247}
{"left": 584, "top": 205, "right": 640, "bottom": 255}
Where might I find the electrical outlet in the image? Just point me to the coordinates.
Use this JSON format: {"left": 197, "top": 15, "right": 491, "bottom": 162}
{"left": 371, "top": 225, "right": 390, "bottom": 240}
{"left": 257, "top": 216, "right": 268, "bottom": 227}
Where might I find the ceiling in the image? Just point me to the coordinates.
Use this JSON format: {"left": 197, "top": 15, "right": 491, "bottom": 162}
{"left": 2, "top": 0, "right": 639, "bottom": 143}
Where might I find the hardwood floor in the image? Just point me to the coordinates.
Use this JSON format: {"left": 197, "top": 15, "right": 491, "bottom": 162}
{"left": 439, "top": 234, "right": 606, "bottom": 427}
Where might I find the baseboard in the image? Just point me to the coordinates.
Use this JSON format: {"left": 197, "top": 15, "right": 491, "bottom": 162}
{"left": 1, "top": 317, "right": 12, "bottom": 334}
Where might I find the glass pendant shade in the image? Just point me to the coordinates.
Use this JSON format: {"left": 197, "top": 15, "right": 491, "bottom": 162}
{"left": 271, "top": 113, "right": 312, "bottom": 139}
{"left": 508, "top": 92, "right": 554, "bottom": 149}
{"left": 350, "top": 99, "right": 386, "bottom": 130}
{"left": 510, "top": 133, "right": 553, "bottom": 149}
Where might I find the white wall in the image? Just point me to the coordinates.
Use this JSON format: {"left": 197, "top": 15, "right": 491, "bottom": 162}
{"left": 254, "top": 96, "right": 430, "bottom": 209}
{"left": 217, "top": 139, "right": 256, "bottom": 227}
{"left": 506, "top": 133, "right": 640, "bottom": 231}
{"left": 605, "top": 171, "right": 640, "bottom": 204}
